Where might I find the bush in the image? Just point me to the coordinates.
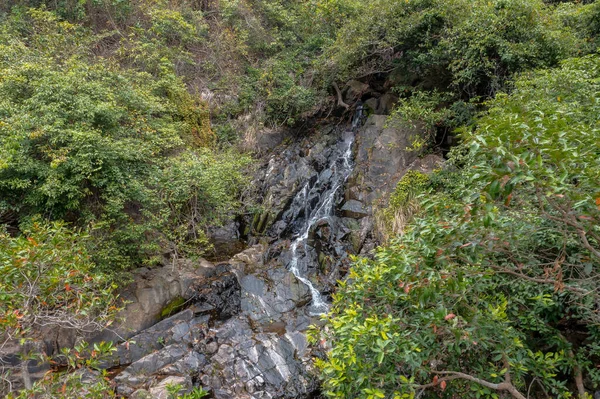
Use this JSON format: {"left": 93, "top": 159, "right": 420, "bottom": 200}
{"left": 0, "top": 220, "right": 120, "bottom": 394}
{"left": 375, "top": 171, "right": 431, "bottom": 242}
{"left": 321, "top": 0, "right": 586, "bottom": 98}
{"left": 315, "top": 55, "right": 600, "bottom": 399}
{"left": 0, "top": 8, "right": 249, "bottom": 269}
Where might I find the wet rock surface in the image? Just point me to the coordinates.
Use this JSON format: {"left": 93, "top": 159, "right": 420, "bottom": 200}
{"left": 106, "top": 119, "right": 442, "bottom": 398}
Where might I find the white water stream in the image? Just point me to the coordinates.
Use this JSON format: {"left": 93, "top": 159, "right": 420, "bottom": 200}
{"left": 287, "top": 131, "right": 355, "bottom": 315}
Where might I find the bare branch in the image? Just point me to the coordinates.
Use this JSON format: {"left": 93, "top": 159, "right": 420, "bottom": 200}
{"left": 417, "top": 370, "right": 527, "bottom": 399}
{"left": 332, "top": 82, "right": 349, "bottom": 109}
{"left": 490, "top": 266, "right": 589, "bottom": 295}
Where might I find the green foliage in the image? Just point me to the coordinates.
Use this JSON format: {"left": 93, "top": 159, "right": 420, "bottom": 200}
{"left": 163, "top": 383, "right": 209, "bottom": 399}
{"left": 0, "top": 220, "right": 119, "bottom": 344}
{"left": 6, "top": 341, "right": 118, "bottom": 399}
{"left": 322, "top": 0, "right": 587, "bottom": 97}
{"left": 388, "top": 91, "right": 455, "bottom": 137}
{"left": 316, "top": 55, "right": 600, "bottom": 398}
{"left": 375, "top": 171, "right": 431, "bottom": 241}
{"left": 0, "top": 9, "right": 249, "bottom": 269}
{"left": 111, "top": 1, "right": 208, "bottom": 75}
{"left": 161, "top": 296, "right": 187, "bottom": 319}
{"left": 314, "top": 0, "right": 600, "bottom": 150}
{"left": 389, "top": 171, "right": 430, "bottom": 210}
{"left": 0, "top": 220, "right": 120, "bottom": 397}
{"left": 179, "top": 387, "right": 210, "bottom": 399}
{"left": 253, "top": 56, "right": 317, "bottom": 125}
{"left": 214, "top": 0, "right": 323, "bottom": 125}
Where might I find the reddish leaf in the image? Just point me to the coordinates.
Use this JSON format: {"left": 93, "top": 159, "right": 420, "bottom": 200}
{"left": 444, "top": 313, "right": 456, "bottom": 321}
{"left": 440, "top": 380, "right": 447, "bottom": 391}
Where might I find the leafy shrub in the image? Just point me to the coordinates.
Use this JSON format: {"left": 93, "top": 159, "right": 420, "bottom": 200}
{"left": 0, "top": 220, "right": 120, "bottom": 395}
{"left": 375, "top": 171, "right": 431, "bottom": 242}
{"left": 0, "top": 9, "right": 249, "bottom": 269}
{"left": 322, "top": 0, "right": 585, "bottom": 98}
{"left": 315, "top": 55, "right": 600, "bottom": 399}
{"left": 0, "top": 220, "right": 119, "bottom": 344}
{"left": 5, "top": 340, "right": 118, "bottom": 398}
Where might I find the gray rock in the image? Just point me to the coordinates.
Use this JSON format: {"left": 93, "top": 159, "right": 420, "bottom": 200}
{"left": 341, "top": 200, "right": 369, "bottom": 219}
{"left": 199, "top": 316, "right": 318, "bottom": 399}
{"left": 208, "top": 221, "right": 246, "bottom": 260}
{"left": 130, "top": 390, "right": 153, "bottom": 399}
{"left": 377, "top": 93, "right": 398, "bottom": 115}
{"left": 364, "top": 97, "right": 379, "bottom": 113}
{"left": 149, "top": 376, "right": 192, "bottom": 399}
{"left": 94, "top": 259, "right": 215, "bottom": 344}
{"left": 119, "top": 344, "right": 187, "bottom": 377}
{"left": 188, "top": 268, "right": 241, "bottom": 320}
{"left": 109, "top": 310, "right": 208, "bottom": 368}
{"left": 159, "top": 352, "right": 207, "bottom": 376}
{"left": 347, "top": 115, "right": 427, "bottom": 206}
{"left": 240, "top": 270, "right": 310, "bottom": 323}
{"left": 344, "top": 80, "right": 370, "bottom": 102}
{"left": 256, "top": 129, "right": 286, "bottom": 152}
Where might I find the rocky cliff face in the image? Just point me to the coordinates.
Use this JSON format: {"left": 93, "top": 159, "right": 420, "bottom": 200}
{"left": 97, "top": 114, "right": 445, "bottom": 398}
{"left": 111, "top": 244, "right": 318, "bottom": 399}
{"left": 0, "top": 109, "right": 444, "bottom": 398}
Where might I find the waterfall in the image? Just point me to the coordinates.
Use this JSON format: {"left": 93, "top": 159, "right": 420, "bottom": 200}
{"left": 352, "top": 100, "right": 365, "bottom": 129}
{"left": 287, "top": 131, "right": 355, "bottom": 315}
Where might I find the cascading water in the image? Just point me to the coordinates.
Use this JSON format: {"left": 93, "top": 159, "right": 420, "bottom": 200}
{"left": 286, "top": 131, "right": 355, "bottom": 315}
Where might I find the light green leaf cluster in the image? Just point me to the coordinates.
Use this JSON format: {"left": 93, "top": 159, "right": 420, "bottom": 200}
{"left": 317, "top": 54, "right": 600, "bottom": 398}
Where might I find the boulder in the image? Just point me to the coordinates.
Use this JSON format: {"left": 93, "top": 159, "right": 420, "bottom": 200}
{"left": 99, "top": 259, "right": 214, "bottom": 341}
{"left": 207, "top": 221, "right": 245, "bottom": 260}
{"left": 377, "top": 93, "right": 398, "bottom": 114}
{"left": 256, "top": 129, "right": 286, "bottom": 152}
{"left": 341, "top": 200, "right": 369, "bottom": 219}
{"left": 344, "top": 80, "right": 370, "bottom": 102}
{"left": 200, "top": 317, "right": 318, "bottom": 399}
{"left": 111, "top": 309, "right": 209, "bottom": 367}
{"left": 187, "top": 267, "right": 241, "bottom": 320}
{"left": 347, "top": 115, "right": 427, "bottom": 206}
{"left": 364, "top": 97, "right": 379, "bottom": 113}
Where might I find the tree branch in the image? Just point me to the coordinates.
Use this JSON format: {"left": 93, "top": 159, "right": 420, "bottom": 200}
{"left": 332, "top": 82, "right": 349, "bottom": 109}
{"left": 414, "top": 361, "right": 526, "bottom": 399}
{"left": 490, "top": 265, "right": 588, "bottom": 295}
{"left": 426, "top": 371, "right": 527, "bottom": 399}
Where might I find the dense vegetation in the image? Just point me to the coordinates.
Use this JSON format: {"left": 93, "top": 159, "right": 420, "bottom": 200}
{"left": 314, "top": 54, "right": 600, "bottom": 399}
{"left": 0, "top": 0, "right": 598, "bottom": 398}
{"left": 308, "top": 1, "right": 600, "bottom": 399}
{"left": 0, "top": 8, "right": 250, "bottom": 270}
{"left": 0, "top": 3, "right": 251, "bottom": 396}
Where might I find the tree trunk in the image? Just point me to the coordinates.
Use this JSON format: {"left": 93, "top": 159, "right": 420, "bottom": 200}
{"left": 21, "top": 359, "right": 32, "bottom": 390}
